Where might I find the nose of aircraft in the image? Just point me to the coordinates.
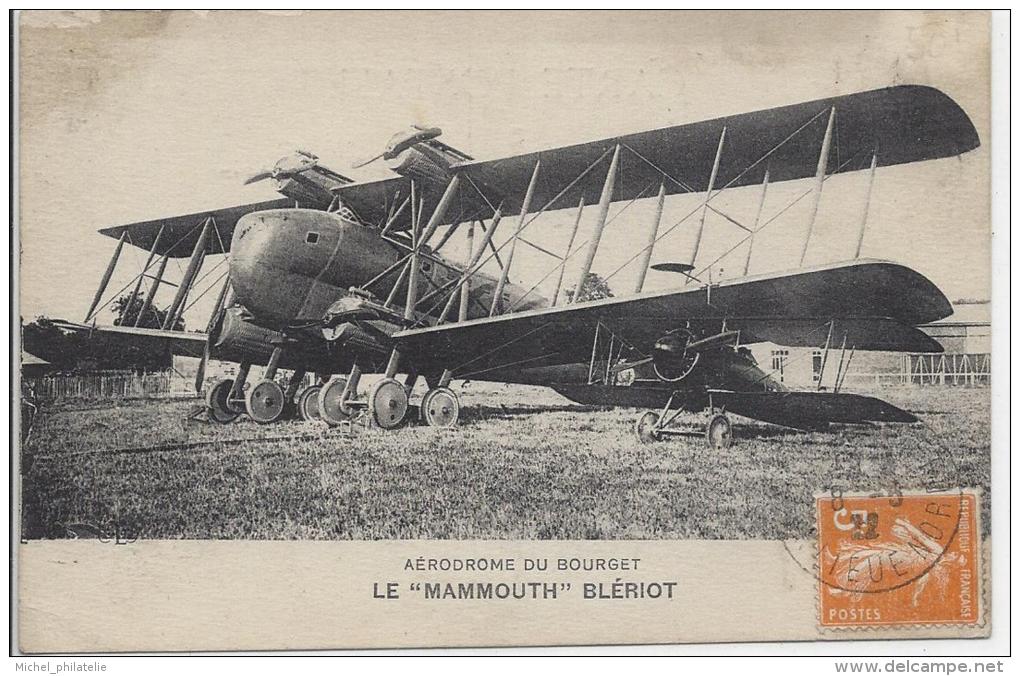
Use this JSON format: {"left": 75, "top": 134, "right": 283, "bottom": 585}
{"left": 228, "top": 208, "right": 348, "bottom": 326}
{"left": 229, "top": 211, "right": 278, "bottom": 310}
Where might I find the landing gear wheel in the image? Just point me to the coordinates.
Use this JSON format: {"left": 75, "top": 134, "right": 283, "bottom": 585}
{"left": 706, "top": 413, "right": 733, "bottom": 449}
{"left": 369, "top": 377, "right": 408, "bottom": 429}
{"left": 246, "top": 379, "right": 287, "bottom": 424}
{"left": 206, "top": 378, "right": 240, "bottom": 424}
{"left": 318, "top": 377, "right": 350, "bottom": 426}
{"left": 420, "top": 387, "right": 460, "bottom": 427}
{"left": 635, "top": 410, "right": 661, "bottom": 444}
{"left": 298, "top": 385, "right": 323, "bottom": 421}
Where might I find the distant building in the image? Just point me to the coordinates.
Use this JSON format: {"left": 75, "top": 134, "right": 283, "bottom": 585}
{"left": 21, "top": 351, "right": 52, "bottom": 379}
{"left": 921, "top": 301, "right": 991, "bottom": 354}
{"left": 749, "top": 301, "right": 991, "bottom": 389}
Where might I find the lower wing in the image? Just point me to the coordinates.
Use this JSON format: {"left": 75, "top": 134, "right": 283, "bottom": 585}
{"left": 549, "top": 384, "right": 915, "bottom": 430}
{"left": 50, "top": 321, "right": 208, "bottom": 358}
{"left": 393, "top": 259, "right": 950, "bottom": 380}
{"left": 710, "top": 390, "right": 916, "bottom": 429}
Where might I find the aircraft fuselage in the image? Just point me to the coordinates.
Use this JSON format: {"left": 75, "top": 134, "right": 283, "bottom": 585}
{"left": 228, "top": 208, "right": 545, "bottom": 330}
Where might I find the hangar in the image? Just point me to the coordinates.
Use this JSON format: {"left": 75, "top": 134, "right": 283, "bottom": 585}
{"left": 751, "top": 300, "right": 991, "bottom": 389}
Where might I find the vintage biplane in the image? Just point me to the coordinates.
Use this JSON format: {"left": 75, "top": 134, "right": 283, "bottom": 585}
{"left": 59, "top": 84, "right": 979, "bottom": 447}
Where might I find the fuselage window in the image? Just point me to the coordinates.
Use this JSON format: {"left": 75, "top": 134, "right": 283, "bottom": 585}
{"left": 306, "top": 232, "right": 320, "bottom": 244}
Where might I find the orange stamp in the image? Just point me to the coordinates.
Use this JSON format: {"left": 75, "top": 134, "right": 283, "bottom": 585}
{"left": 817, "top": 490, "right": 981, "bottom": 628}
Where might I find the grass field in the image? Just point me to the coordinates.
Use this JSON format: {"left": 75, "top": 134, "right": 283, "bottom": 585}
{"left": 20, "top": 384, "right": 990, "bottom": 540}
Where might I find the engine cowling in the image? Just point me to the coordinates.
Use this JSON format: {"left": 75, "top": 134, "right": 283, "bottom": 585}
{"left": 208, "top": 307, "right": 287, "bottom": 366}
{"left": 207, "top": 306, "right": 385, "bottom": 374}
{"left": 652, "top": 329, "right": 701, "bottom": 382}
{"left": 207, "top": 307, "right": 331, "bottom": 371}
{"left": 386, "top": 145, "right": 454, "bottom": 185}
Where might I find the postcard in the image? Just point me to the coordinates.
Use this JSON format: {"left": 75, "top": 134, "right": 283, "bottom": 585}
{"left": 15, "top": 9, "right": 995, "bottom": 652}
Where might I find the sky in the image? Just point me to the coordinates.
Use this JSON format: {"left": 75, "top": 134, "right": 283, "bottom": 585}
{"left": 17, "top": 10, "right": 991, "bottom": 328}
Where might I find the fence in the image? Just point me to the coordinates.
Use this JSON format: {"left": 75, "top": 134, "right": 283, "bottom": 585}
{"left": 838, "top": 353, "right": 991, "bottom": 388}
{"left": 906, "top": 353, "right": 991, "bottom": 386}
{"left": 31, "top": 371, "right": 198, "bottom": 401}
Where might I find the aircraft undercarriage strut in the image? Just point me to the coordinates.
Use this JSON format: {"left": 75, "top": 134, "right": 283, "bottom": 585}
{"left": 634, "top": 392, "right": 733, "bottom": 449}
{"left": 311, "top": 365, "right": 460, "bottom": 430}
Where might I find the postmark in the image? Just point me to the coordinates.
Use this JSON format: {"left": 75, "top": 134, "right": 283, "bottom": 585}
{"left": 817, "top": 490, "right": 981, "bottom": 627}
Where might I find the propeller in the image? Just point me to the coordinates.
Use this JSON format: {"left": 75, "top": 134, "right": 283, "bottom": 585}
{"left": 244, "top": 150, "right": 320, "bottom": 185}
{"left": 351, "top": 125, "right": 443, "bottom": 169}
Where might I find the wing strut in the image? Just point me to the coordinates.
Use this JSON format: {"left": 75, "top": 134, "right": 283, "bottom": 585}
{"left": 383, "top": 261, "right": 411, "bottom": 309}
{"left": 854, "top": 154, "right": 878, "bottom": 258}
{"left": 419, "top": 174, "right": 461, "bottom": 247}
{"left": 84, "top": 231, "right": 127, "bottom": 322}
{"left": 633, "top": 183, "right": 667, "bottom": 293}
{"left": 829, "top": 332, "right": 848, "bottom": 393}
{"left": 458, "top": 223, "right": 475, "bottom": 322}
{"left": 800, "top": 107, "right": 836, "bottom": 266}
{"left": 123, "top": 224, "right": 166, "bottom": 322}
{"left": 551, "top": 196, "right": 586, "bottom": 305}
{"left": 815, "top": 320, "right": 834, "bottom": 390}
{"left": 402, "top": 181, "right": 423, "bottom": 325}
{"left": 599, "top": 109, "right": 833, "bottom": 288}
{"left": 689, "top": 128, "right": 727, "bottom": 277}
{"left": 490, "top": 160, "right": 541, "bottom": 316}
{"left": 384, "top": 180, "right": 422, "bottom": 378}
{"left": 135, "top": 253, "right": 169, "bottom": 327}
{"left": 436, "top": 210, "right": 503, "bottom": 323}
{"left": 570, "top": 144, "right": 621, "bottom": 303}
{"left": 380, "top": 197, "right": 410, "bottom": 238}
{"left": 742, "top": 170, "right": 770, "bottom": 277}
{"left": 384, "top": 176, "right": 461, "bottom": 378}
{"left": 162, "top": 217, "right": 212, "bottom": 329}
{"left": 835, "top": 344, "right": 856, "bottom": 392}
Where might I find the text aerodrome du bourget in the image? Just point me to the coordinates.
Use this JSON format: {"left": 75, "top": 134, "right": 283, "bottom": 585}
{"left": 369, "top": 556, "right": 676, "bottom": 601}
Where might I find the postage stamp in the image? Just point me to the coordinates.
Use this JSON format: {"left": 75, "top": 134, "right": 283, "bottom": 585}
{"left": 817, "top": 490, "right": 982, "bottom": 628}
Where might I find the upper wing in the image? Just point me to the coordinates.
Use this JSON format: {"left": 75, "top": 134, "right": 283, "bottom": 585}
{"left": 392, "top": 259, "right": 951, "bottom": 379}
{"left": 98, "top": 198, "right": 293, "bottom": 257}
{"left": 51, "top": 321, "right": 207, "bottom": 358}
{"left": 98, "top": 86, "right": 978, "bottom": 245}
{"left": 336, "top": 85, "right": 979, "bottom": 230}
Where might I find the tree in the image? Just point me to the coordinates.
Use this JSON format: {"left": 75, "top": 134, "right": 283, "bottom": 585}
{"left": 21, "top": 317, "right": 78, "bottom": 371}
{"left": 113, "top": 293, "right": 184, "bottom": 331}
{"left": 565, "top": 272, "right": 614, "bottom": 303}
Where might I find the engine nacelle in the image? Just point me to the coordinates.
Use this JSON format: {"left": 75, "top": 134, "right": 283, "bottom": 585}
{"left": 207, "top": 307, "right": 330, "bottom": 371}
{"left": 652, "top": 329, "right": 701, "bottom": 382}
{"left": 321, "top": 292, "right": 405, "bottom": 328}
{"left": 386, "top": 144, "right": 455, "bottom": 185}
{"left": 208, "top": 307, "right": 287, "bottom": 365}
{"left": 321, "top": 322, "right": 391, "bottom": 356}
{"left": 319, "top": 293, "right": 400, "bottom": 358}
